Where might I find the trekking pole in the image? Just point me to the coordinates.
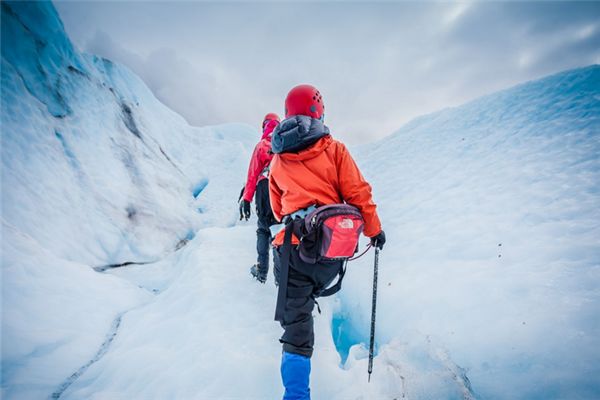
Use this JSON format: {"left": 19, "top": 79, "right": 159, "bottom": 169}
{"left": 368, "top": 246, "right": 379, "bottom": 382}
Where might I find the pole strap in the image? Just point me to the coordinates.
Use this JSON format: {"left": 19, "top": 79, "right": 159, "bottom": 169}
{"left": 316, "top": 260, "right": 347, "bottom": 298}
{"left": 349, "top": 243, "right": 373, "bottom": 261}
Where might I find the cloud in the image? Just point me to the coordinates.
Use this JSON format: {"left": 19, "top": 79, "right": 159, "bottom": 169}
{"left": 442, "top": 2, "right": 473, "bottom": 28}
{"left": 56, "top": 1, "right": 600, "bottom": 145}
{"left": 86, "top": 30, "right": 229, "bottom": 126}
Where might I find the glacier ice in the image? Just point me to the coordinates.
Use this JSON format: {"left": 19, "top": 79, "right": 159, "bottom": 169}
{"left": 2, "top": 1, "right": 599, "bottom": 399}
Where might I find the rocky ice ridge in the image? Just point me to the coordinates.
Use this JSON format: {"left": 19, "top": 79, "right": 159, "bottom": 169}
{"left": 1, "top": 1, "right": 255, "bottom": 266}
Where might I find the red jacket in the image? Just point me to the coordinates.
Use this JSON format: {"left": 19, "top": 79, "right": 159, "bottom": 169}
{"left": 242, "top": 119, "right": 279, "bottom": 202}
{"left": 269, "top": 135, "right": 382, "bottom": 246}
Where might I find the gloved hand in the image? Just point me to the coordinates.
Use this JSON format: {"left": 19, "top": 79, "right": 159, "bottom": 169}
{"left": 370, "top": 230, "right": 386, "bottom": 250}
{"left": 239, "top": 199, "right": 251, "bottom": 221}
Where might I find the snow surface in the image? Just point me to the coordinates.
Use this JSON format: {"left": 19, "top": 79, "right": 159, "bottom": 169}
{"left": 2, "top": 2, "right": 600, "bottom": 400}
{"left": 349, "top": 65, "right": 600, "bottom": 399}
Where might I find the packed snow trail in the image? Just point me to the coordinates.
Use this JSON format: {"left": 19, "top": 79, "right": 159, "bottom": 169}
{"left": 50, "top": 236, "right": 209, "bottom": 398}
{"left": 50, "top": 314, "right": 124, "bottom": 399}
{"left": 58, "top": 225, "right": 284, "bottom": 399}
{"left": 50, "top": 224, "right": 477, "bottom": 400}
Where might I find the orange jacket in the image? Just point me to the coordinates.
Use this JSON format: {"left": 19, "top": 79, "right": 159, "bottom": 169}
{"left": 269, "top": 135, "right": 381, "bottom": 246}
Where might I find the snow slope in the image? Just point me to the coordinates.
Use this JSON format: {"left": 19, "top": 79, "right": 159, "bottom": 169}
{"left": 348, "top": 65, "right": 600, "bottom": 399}
{"left": 2, "top": 2, "right": 599, "bottom": 399}
{"left": 1, "top": 1, "right": 254, "bottom": 266}
{"left": 2, "top": 2, "right": 255, "bottom": 399}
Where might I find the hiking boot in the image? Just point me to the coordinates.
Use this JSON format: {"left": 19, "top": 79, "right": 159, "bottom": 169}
{"left": 250, "top": 264, "right": 267, "bottom": 283}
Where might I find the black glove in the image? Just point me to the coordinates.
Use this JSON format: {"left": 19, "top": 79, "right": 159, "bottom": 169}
{"left": 238, "top": 186, "right": 245, "bottom": 202}
{"left": 370, "top": 230, "right": 386, "bottom": 250}
{"left": 239, "top": 199, "right": 251, "bottom": 221}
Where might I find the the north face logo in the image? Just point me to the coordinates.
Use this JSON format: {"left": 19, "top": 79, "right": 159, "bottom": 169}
{"left": 339, "top": 218, "right": 354, "bottom": 229}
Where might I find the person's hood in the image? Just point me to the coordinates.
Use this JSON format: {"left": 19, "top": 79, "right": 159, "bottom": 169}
{"left": 277, "top": 135, "right": 333, "bottom": 162}
{"left": 271, "top": 115, "right": 330, "bottom": 154}
{"left": 261, "top": 119, "right": 279, "bottom": 140}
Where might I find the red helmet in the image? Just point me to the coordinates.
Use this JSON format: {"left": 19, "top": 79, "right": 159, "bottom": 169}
{"left": 262, "top": 112, "right": 280, "bottom": 128}
{"left": 284, "top": 84, "right": 324, "bottom": 120}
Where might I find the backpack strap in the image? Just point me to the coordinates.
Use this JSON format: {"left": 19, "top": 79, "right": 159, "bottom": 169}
{"left": 274, "top": 220, "right": 348, "bottom": 321}
{"left": 274, "top": 221, "right": 294, "bottom": 322}
{"left": 316, "top": 260, "right": 347, "bottom": 297}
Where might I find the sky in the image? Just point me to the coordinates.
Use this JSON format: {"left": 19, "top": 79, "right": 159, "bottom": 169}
{"left": 54, "top": 1, "right": 600, "bottom": 145}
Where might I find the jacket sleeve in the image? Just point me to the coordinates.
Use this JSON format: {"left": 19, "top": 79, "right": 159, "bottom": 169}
{"left": 336, "top": 142, "right": 382, "bottom": 238}
{"left": 269, "top": 157, "right": 283, "bottom": 223}
{"left": 243, "top": 143, "right": 265, "bottom": 202}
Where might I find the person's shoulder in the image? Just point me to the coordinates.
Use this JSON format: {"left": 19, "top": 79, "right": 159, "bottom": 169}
{"left": 270, "top": 152, "right": 281, "bottom": 166}
{"left": 331, "top": 138, "right": 346, "bottom": 147}
{"left": 328, "top": 137, "right": 349, "bottom": 154}
{"left": 257, "top": 138, "right": 271, "bottom": 150}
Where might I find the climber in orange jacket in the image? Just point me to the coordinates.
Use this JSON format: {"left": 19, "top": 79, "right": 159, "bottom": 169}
{"left": 269, "top": 134, "right": 381, "bottom": 245}
{"left": 268, "top": 84, "right": 385, "bottom": 400}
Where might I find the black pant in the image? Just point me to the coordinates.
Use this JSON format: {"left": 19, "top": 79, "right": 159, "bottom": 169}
{"left": 274, "top": 246, "right": 343, "bottom": 357}
{"left": 255, "top": 179, "right": 276, "bottom": 271}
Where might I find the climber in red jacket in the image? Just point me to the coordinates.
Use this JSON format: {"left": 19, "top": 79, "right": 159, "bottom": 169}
{"left": 239, "top": 113, "right": 280, "bottom": 283}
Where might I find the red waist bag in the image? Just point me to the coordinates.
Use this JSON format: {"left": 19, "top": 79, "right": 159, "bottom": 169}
{"left": 293, "top": 204, "right": 365, "bottom": 264}
{"left": 275, "top": 204, "right": 364, "bottom": 321}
